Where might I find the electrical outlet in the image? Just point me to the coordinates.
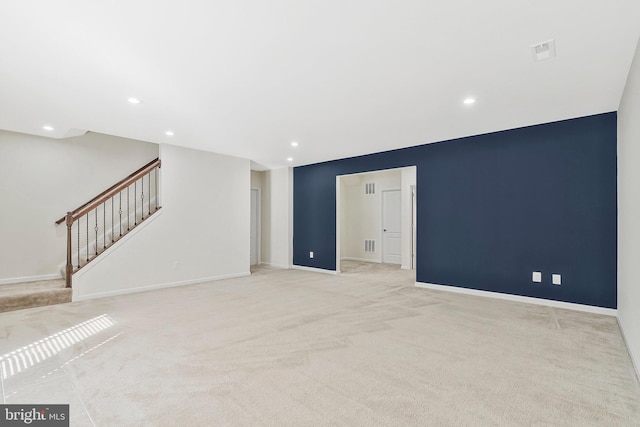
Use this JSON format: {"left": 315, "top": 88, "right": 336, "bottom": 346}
{"left": 173, "top": 261, "right": 180, "bottom": 270}
{"left": 309, "top": 251, "right": 314, "bottom": 259}
{"left": 552, "top": 274, "right": 561, "bottom": 285}
{"left": 532, "top": 271, "right": 542, "bottom": 283}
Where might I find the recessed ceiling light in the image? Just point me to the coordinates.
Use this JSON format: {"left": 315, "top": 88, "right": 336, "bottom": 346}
{"left": 291, "top": 141, "right": 299, "bottom": 147}
{"left": 463, "top": 97, "right": 476, "bottom": 105}
{"left": 287, "top": 157, "right": 293, "bottom": 162}
{"left": 128, "top": 97, "right": 142, "bottom": 104}
{"left": 42, "top": 125, "right": 54, "bottom": 131}
{"left": 165, "top": 131, "right": 174, "bottom": 136}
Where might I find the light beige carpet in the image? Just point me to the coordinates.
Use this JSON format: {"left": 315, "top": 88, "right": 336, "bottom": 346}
{"left": 0, "top": 279, "right": 71, "bottom": 313}
{"left": 0, "top": 262, "right": 638, "bottom": 426}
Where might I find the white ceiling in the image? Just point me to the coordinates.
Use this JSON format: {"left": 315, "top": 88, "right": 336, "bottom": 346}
{"left": 1, "top": 1, "right": 639, "bottom": 169}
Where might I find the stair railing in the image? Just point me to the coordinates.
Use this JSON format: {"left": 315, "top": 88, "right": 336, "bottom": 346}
{"left": 55, "top": 158, "right": 162, "bottom": 288}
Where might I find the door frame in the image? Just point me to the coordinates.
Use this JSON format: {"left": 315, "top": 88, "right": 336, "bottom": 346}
{"left": 410, "top": 184, "right": 416, "bottom": 270}
{"left": 336, "top": 166, "right": 416, "bottom": 274}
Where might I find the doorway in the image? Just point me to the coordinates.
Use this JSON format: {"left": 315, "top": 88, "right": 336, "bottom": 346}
{"left": 250, "top": 188, "right": 260, "bottom": 265}
{"left": 336, "top": 166, "right": 416, "bottom": 275}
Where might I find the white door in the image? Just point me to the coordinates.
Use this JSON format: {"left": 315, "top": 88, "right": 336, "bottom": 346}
{"left": 382, "top": 190, "right": 401, "bottom": 264}
{"left": 250, "top": 189, "right": 259, "bottom": 265}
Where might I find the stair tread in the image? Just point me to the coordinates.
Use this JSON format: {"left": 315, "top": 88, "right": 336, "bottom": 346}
{"left": 0, "top": 280, "right": 70, "bottom": 313}
{"left": 0, "top": 279, "right": 66, "bottom": 297}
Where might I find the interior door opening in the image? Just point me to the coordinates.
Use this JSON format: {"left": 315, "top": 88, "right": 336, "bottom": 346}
{"left": 336, "top": 166, "right": 416, "bottom": 277}
{"left": 250, "top": 188, "right": 260, "bottom": 266}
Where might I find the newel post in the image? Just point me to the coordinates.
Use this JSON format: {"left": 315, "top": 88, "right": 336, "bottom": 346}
{"left": 65, "top": 212, "right": 74, "bottom": 288}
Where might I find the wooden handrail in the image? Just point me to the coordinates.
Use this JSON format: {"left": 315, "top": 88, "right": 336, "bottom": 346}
{"left": 55, "top": 158, "right": 161, "bottom": 225}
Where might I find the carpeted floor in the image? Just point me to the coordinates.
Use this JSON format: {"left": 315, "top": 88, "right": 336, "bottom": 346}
{"left": 1, "top": 262, "right": 639, "bottom": 426}
{"left": 0, "top": 279, "right": 71, "bottom": 313}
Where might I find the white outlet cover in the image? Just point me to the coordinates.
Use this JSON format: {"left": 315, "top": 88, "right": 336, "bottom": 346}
{"left": 532, "top": 271, "right": 542, "bottom": 282}
{"left": 552, "top": 274, "right": 561, "bottom": 285}
{"left": 310, "top": 251, "right": 314, "bottom": 258}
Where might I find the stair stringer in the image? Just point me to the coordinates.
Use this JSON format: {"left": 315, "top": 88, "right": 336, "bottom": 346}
{"left": 58, "top": 196, "right": 159, "bottom": 278}
{"left": 70, "top": 209, "right": 164, "bottom": 300}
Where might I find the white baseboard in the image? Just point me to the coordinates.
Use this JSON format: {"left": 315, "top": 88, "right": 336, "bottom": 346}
{"left": 617, "top": 318, "right": 640, "bottom": 383}
{"left": 74, "top": 271, "right": 251, "bottom": 301}
{"left": 340, "top": 257, "right": 381, "bottom": 263}
{"left": 415, "top": 281, "right": 617, "bottom": 316}
{"left": 0, "top": 274, "right": 62, "bottom": 286}
{"left": 259, "top": 262, "right": 290, "bottom": 269}
{"left": 291, "top": 265, "right": 338, "bottom": 275}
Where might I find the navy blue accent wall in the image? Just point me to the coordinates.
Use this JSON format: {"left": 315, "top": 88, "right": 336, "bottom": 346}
{"left": 293, "top": 113, "right": 617, "bottom": 308}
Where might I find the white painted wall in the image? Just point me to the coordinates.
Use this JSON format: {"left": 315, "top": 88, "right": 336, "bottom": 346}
{"left": 341, "top": 176, "right": 368, "bottom": 260}
{"left": 250, "top": 170, "right": 263, "bottom": 191}
{"left": 0, "top": 130, "right": 158, "bottom": 283}
{"left": 618, "top": 36, "right": 640, "bottom": 378}
{"left": 73, "top": 143, "right": 250, "bottom": 299}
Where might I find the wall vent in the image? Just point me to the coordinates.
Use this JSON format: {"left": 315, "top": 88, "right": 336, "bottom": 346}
{"left": 364, "top": 239, "right": 376, "bottom": 253}
{"left": 531, "top": 39, "right": 556, "bottom": 62}
{"left": 365, "top": 182, "right": 375, "bottom": 195}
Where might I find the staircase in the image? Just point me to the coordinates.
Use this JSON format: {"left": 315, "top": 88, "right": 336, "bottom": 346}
{"left": 0, "top": 158, "right": 162, "bottom": 313}
{"left": 58, "top": 208, "right": 158, "bottom": 279}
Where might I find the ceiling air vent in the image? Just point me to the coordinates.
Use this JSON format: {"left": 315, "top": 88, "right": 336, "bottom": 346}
{"left": 531, "top": 39, "right": 556, "bottom": 62}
